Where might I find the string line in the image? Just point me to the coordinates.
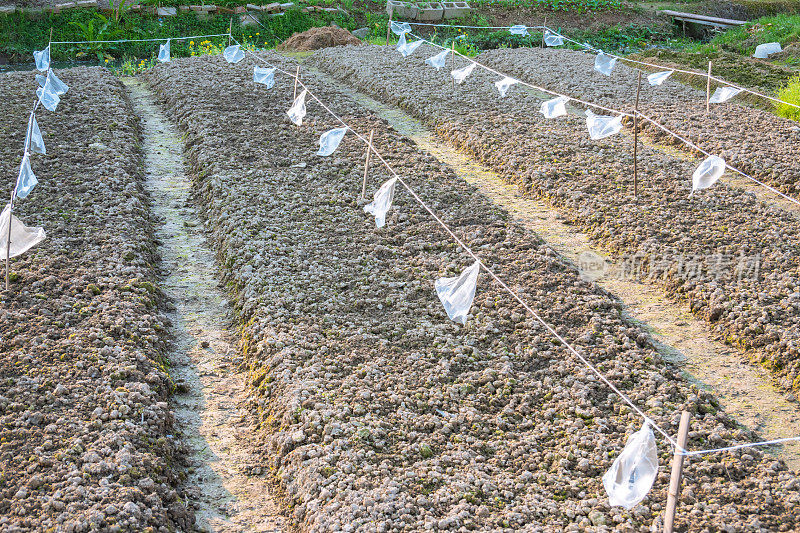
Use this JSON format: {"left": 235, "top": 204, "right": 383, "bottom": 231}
{"left": 396, "top": 20, "right": 800, "bottom": 110}
{"left": 231, "top": 37, "right": 679, "bottom": 448}
{"left": 50, "top": 33, "right": 231, "bottom": 45}
{"left": 404, "top": 31, "right": 800, "bottom": 207}
{"left": 680, "top": 436, "right": 800, "bottom": 457}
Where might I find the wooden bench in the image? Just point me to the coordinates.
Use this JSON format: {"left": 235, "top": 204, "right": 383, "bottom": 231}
{"left": 660, "top": 10, "right": 748, "bottom": 29}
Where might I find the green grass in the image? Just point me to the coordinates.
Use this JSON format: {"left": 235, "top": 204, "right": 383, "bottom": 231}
{"left": 707, "top": 13, "right": 800, "bottom": 55}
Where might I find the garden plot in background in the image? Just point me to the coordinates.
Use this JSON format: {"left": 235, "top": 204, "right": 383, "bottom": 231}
{"left": 476, "top": 47, "right": 800, "bottom": 196}
{"left": 143, "top": 52, "right": 800, "bottom": 532}
{"left": 0, "top": 68, "right": 192, "bottom": 532}
{"left": 309, "top": 44, "right": 800, "bottom": 404}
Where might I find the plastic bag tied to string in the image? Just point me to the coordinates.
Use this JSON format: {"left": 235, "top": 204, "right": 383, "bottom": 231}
{"left": 435, "top": 261, "right": 480, "bottom": 325}
{"left": 287, "top": 89, "right": 307, "bottom": 126}
{"left": 594, "top": 52, "right": 617, "bottom": 76}
{"left": 33, "top": 45, "right": 50, "bottom": 72}
{"left": 585, "top": 110, "right": 623, "bottom": 140}
{"left": 543, "top": 31, "right": 564, "bottom": 47}
{"left": 540, "top": 96, "right": 569, "bottom": 119}
{"left": 317, "top": 127, "right": 348, "bottom": 157}
{"left": 15, "top": 154, "right": 38, "bottom": 200}
{"left": 44, "top": 70, "right": 69, "bottom": 96}
{"left": 158, "top": 40, "right": 170, "bottom": 63}
{"left": 753, "top": 42, "right": 782, "bottom": 59}
{"left": 0, "top": 204, "right": 46, "bottom": 259}
{"left": 253, "top": 66, "right": 276, "bottom": 88}
{"left": 509, "top": 25, "right": 529, "bottom": 36}
{"left": 223, "top": 44, "right": 245, "bottom": 64}
{"left": 398, "top": 38, "right": 424, "bottom": 58}
{"left": 647, "top": 70, "right": 673, "bottom": 86}
{"left": 425, "top": 49, "right": 450, "bottom": 71}
{"left": 494, "top": 76, "right": 519, "bottom": 98}
{"left": 364, "top": 177, "right": 397, "bottom": 228}
{"left": 451, "top": 62, "right": 477, "bottom": 85}
{"left": 602, "top": 423, "right": 658, "bottom": 510}
{"left": 390, "top": 21, "right": 411, "bottom": 35}
{"left": 28, "top": 114, "right": 45, "bottom": 155}
{"left": 709, "top": 86, "right": 741, "bottom": 104}
{"left": 36, "top": 78, "right": 60, "bottom": 112}
{"left": 692, "top": 155, "right": 726, "bottom": 193}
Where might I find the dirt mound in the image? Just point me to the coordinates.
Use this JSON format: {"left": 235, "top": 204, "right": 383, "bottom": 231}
{"left": 277, "top": 26, "right": 363, "bottom": 51}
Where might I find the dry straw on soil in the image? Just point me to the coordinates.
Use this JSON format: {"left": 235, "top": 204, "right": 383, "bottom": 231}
{"left": 276, "top": 26, "right": 363, "bottom": 52}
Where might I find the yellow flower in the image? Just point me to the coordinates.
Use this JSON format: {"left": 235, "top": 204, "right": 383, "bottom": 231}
{"left": 190, "top": 40, "right": 194, "bottom": 45}
{"left": 256, "top": 32, "right": 260, "bottom": 35}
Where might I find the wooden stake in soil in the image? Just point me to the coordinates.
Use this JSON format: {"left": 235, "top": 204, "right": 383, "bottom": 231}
{"left": 541, "top": 16, "right": 547, "bottom": 48}
{"left": 386, "top": 11, "right": 393, "bottom": 46}
{"left": 633, "top": 70, "right": 642, "bottom": 199}
{"left": 4, "top": 195, "right": 13, "bottom": 292}
{"left": 228, "top": 17, "right": 232, "bottom": 47}
{"left": 361, "top": 129, "right": 374, "bottom": 200}
{"left": 664, "top": 411, "right": 691, "bottom": 533}
{"left": 451, "top": 41, "right": 456, "bottom": 90}
{"left": 293, "top": 65, "right": 300, "bottom": 101}
{"left": 706, "top": 61, "right": 712, "bottom": 115}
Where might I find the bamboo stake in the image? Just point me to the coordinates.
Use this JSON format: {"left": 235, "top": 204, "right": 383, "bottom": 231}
{"left": 293, "top": 65, "right": 300, "bottom": 101}
{"left": 633, "top": 70, "right": 641, "bottom": 199}
{"left": 541, "top": 16, "right": 546, "bottom": 48}
{"left": 706, "top": 61, "right": 712, "bottom": 114}
{"left": 451, "top": 41, "right": 455, "bottom": 90}
{"left": 664, "top": 411, "right": 691, "bottom": 533}
{"left": 386, "top": 11, "right": 392, "bottom": 46}
{"left": 361, "top": 129, "right": 374, "bottom": 200}
{"left": 228, "top": 17, "right": 232, "bottom": 47}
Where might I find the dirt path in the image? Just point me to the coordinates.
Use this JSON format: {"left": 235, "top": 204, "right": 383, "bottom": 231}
{"left": 122, "top": 77, "right": 288, "bottom": 533}
{"left": 305, "top": 66, "right": 800, "bottom": 470}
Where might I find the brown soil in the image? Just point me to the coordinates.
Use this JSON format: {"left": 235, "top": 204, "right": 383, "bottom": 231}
{"left": 276, "top": 26, "right": 363, "bottom": 52}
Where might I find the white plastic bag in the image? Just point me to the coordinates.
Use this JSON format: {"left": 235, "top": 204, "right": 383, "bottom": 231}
{"left": 543, "top": 31, "right": 564, "bottom": 47}
{"left": 425, "top": 49, "right": 449, "bottom": 70}
{"left": 158, "top": 39, "right": 170, "bottom": 63}
{"left": 594, "top": 52, "right": 617, "bottom": 76}
{"left": 691, "top": 155, "right": 726, "bottom": 193}
{"left": 224, "top": 44, "right": 245, "bottom": 64}
{"left": 364, "top": 177, "right": 397, "bottom": 228}
{"left": 399, "top": 38, "right": 424, "bottom": 57}
{"left": 287, "top": 89, "right": 307, "bottom": 126}
{"left": 540, "top": 96, "right": 569, "bottom": 119}
{"left": 396, "top": 32, "right": 407, "bottom": 51}
{"left": 15, "top": 154, "right": 38, "bottom": 200}
{"left": 494, "top": 76, "right": 518, "bottom": 98}
{"left": 254, "top": 66, "right": 276, "bottom": 88}
{"left": 509, "top": 25, "right": 528, "bottom": 36}
{"left": 647, "top": 70, "right": 673, "bottom": 86}
{"left": 753, "top": 42, "right": 781, "bottom": 59}
{"left": 34, "top": 45, "right": 50, "bottom": 72}
{"left": 602, "top": 423, "right": 658, "bottom": 510}
{"left": 0, "top": 203, "right": 46, "bottom": 259}
{"left": 586, "top": 110, "right": 623, "bottom": 140}
{"left": 451, "top": 62, "right": 476, "bottom": 85}
{"left": 709, "top": 86, "right": 741, "bottom": 104}
{"left": 28, "top": 114, "right": 45, "bottom": 155}
{"left": 391, "top": 21, "right": 411, "bottom": 35}
{"left": 36, "top": 79, "right": 60, "bottom": 112}
{"left": 46, "top": 70, "right": 69, "bottom": 96}
{"left": 317, "top": 127, "right": 348, "bottom": 156}
{"left": 435, "top": 260, "right": 480, "bottom": 325}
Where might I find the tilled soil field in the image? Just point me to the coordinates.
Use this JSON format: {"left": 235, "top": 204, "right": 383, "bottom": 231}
{"left": 477, "top": 47, "right": 800, "bottom": 196}
{"left": 144, "top": 52, "right": 800, "bottom": 531}
{"left": 309, "top": 44, "right": 800, "bottom": 400}
{"left": 0, "top": 68, "right": 192, "bottom": 531}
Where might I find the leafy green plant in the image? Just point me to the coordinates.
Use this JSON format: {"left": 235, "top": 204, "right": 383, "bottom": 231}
{"left": 775, "top": 73, "right": 800, "bottom": 121}
{"left": 69, "top": 13, "right": 124, "bottom": 59}
{"left": 109, "top": 0, "right": 134, "bottom": 25}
